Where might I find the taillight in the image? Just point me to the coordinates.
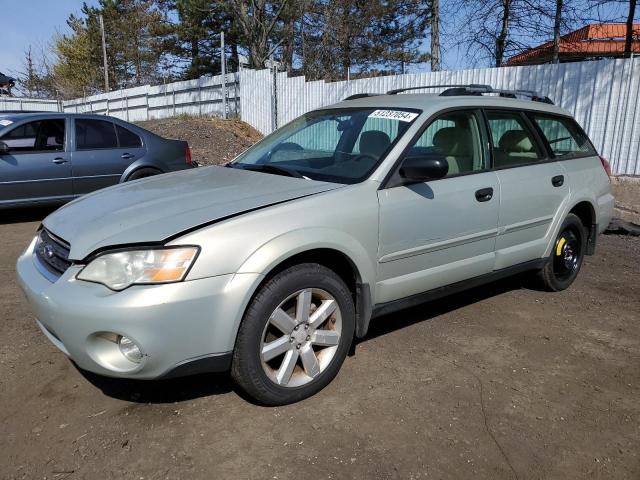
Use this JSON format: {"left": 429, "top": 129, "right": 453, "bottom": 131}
{"left": 599, "top": 155, "right": 611, "bottom": 179}
{"left": 185, "top": 145, "right": 192, "bottom": 165}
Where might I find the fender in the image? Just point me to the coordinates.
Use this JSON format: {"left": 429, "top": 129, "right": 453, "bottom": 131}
{"left": 236, "top": 227, "right": 378, "bottom": 337}
{"left": 119, "top": 159, "right": 166, "bottom": 182}
{"left": 543, "top": 195, "right": 597, "bottom": 258}
{"left": 237, "top": 227, "right": 376, "bottom": 288}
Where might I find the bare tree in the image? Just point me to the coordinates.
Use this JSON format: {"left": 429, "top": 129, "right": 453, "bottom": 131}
{"left": 229, "top": 0, "right": 289, "bottom": 69}
{"left": 431, "top": 0, "right": 441, "bottom": 70}
{"left": 552, "top": 0, "right": 563, "bottom": 63}
{"left": 495, "top": 0, "right": 513, "bottom": 66}
{"left": 625, "top": 0, "right": 637, "bottom": 58}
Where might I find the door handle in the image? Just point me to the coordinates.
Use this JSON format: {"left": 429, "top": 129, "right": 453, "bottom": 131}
{"left": 475, "top": 187, "right": 494, "bottom": 202}
{"left": 52, "top": 157, "right": 68, "bottom": 164}
{"left": 121, "top": 153, "right": 134, "bottom": 160}
{"left": 552, "top": 175, "right": 564, "bottom": 187}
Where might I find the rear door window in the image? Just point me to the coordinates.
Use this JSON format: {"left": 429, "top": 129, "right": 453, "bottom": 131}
{"left": 486, "top": 111, "right": 544, "bottom": 168}
{"left": 530, "top": 114, "right": 595, "bottom": 158}
{"left": 75, "top": 119, "right": 118, "bottom": 150}
{"left": 115, "top": 124, "right": 142, "bottom": 148}
{"left": 0, "top": 120, "right": 65, "bottom": 152}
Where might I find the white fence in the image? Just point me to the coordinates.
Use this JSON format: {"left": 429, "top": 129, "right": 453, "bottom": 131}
{"left": 64, "top": 73, "right": 240, "bottom": 122}
{"left": 0, "top": 96, "right": 60, "bottom": 112}
{"left": 1, "top": 59, "right": 639, "bottom": 175}
{"left": 240, "top": 58, "right": 640, "bottom": 176}
{"left": 0, "top": 72, "right": 239, "bottom": 122}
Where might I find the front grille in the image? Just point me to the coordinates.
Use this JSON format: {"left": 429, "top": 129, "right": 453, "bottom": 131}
{"left": 35, "top": 229, "right": 72, "bottom": 276}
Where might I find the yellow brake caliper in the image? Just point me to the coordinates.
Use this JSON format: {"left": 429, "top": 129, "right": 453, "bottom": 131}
{"left": 556, "top": 237, "right": 566, "bottom": 256}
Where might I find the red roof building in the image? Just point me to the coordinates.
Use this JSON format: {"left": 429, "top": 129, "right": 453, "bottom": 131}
{"left": 507, "top": 23, "right": 640, "bottom": 66}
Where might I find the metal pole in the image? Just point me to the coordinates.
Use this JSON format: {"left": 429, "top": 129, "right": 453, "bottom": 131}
{"left": 99, "top": 15, "right": 109, "bottom": 93}
{"left": 221, "top": 31, "right": 227, "bottom": 119}
{"left": 271, "top": 55, "right": 278, "bottom": 131}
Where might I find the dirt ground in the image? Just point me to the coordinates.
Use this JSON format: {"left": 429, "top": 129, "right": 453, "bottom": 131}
{"left": 0, "top": 207, "right": 638, "bottom": 480}
{"left": 136, "top": 117, "right": 263, "bottom": 166}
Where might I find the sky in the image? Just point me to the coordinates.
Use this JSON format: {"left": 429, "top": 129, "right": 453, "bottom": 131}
{"left": 0, "top": 0, "right": 99, "bottom": 77}
{"left": 0, "top": 0, "right": 635, "bottom": 80}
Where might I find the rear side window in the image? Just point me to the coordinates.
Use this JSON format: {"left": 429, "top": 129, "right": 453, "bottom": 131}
{"left": 116, "top": 124, "right": 142, "bottom": 148}
{"left": 486, "top": 111, "right": 543, "bottom": 168}
{"left": 531, "top": 114, "right": 595, "bottom": 157}
{"left": 0, "top": 119, "right": 65, "bottom": 152}
{"left": 76, "top": 119, "right": 117, "bottom": 150}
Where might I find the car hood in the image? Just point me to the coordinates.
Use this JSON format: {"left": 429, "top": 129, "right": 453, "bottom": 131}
{"left": 43, "top": 166, "right": 342, "bottom": 260}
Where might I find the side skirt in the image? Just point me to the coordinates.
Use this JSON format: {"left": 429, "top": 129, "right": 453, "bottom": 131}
{"left": 371, "top": 258, "right": 548, "bottom": 320}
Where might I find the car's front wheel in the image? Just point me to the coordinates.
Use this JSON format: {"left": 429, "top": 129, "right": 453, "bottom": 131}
{"left": 231, "top": 263, "right": 355, "bottom": 405}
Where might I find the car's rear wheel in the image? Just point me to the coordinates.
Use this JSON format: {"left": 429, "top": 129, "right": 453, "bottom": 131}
{"left": 231, "top": 263, "right": 355, "bottom": 405}
{"left": 538, "top": 213, "right": 586, "bottom": 291}
{"left": 127, "top": 167, "right": 161, "bottom": 181}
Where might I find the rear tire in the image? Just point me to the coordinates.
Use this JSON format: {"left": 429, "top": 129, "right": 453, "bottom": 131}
{"left": 231, "top": 263, "right": 355, "bottom": 405}
{"left": 538, "top": 213, "right": 586, "bottom": 291}
{"left": 127, "top": 168, "right": 161, "bottom": 181}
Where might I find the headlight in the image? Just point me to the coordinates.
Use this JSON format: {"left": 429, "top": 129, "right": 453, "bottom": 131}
{"left": 77, "top": 246, "right": 199, "bottom": 291}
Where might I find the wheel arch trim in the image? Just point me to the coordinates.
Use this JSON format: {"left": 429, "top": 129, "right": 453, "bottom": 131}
{"left": 235, "top": 228, "right": 377, "bottom": 338}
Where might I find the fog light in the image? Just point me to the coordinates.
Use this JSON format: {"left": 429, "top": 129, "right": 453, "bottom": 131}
{"left": 118, "top": 336, "right": 143, "bottom": 363}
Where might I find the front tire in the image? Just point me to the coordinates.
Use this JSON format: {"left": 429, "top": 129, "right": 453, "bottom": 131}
{"left": 538, "top": 213, "right": 586, "bottom": 291}
{"left": 231, "top": 263, "right": 355, "bottom": 405}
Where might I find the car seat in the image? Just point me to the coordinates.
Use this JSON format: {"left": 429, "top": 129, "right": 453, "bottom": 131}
{"left": 432, "top": 127, "right": 474, "bottom": 175}
{"left": 358, "top": 130, "right": 391, "bottom": 159}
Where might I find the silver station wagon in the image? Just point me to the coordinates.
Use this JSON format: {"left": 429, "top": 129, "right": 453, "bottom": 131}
{"left": 17, "top": 85, "right": 614, "bottom": 405}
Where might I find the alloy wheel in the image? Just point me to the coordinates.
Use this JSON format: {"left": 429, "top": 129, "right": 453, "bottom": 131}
{"left": 260, "top": 288, "right": 342, "bottom": 388}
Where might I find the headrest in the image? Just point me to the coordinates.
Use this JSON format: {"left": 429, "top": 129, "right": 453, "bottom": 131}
{"left": 433, "top": 127, "right": 472, "bottom": 156}
{"left": 359, "top": 130, "right": 391, "bottom": 158}
{"left": 499, "top": 130, "right": 534, "bottom": 152}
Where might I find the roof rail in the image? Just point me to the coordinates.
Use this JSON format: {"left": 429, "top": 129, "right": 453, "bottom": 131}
{"left": 387, "top": 84, "right": 554, "bottom": 104}
{"left": 386, "top": 84, "right": 491, "bottom": 95}
{"left": 342, "top": 93, "right": 383, "bottom": 101}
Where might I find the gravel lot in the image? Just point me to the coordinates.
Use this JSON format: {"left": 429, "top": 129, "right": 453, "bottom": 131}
{"left": 1, "top": 208, "right": 639, "bottom": 480}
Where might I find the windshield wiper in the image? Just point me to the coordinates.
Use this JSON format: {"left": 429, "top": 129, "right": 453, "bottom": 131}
{"left": 234, "top": 164, "right": 305, "bottom": 179}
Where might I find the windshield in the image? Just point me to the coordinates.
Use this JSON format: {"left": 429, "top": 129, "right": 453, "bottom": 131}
{"left": 231, "top": 108, "right": 420, "bottom": 184}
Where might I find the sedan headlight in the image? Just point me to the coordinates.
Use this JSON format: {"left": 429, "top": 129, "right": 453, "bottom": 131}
{"left": 77, "top": 246, "right": 199, "bottom": 291}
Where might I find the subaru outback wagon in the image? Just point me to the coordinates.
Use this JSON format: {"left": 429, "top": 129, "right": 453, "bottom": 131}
{"left": 17, "top": 85, "right": 614, "bottom": 405}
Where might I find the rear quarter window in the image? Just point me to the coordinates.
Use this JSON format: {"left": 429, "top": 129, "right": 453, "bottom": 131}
{"left": 115, "top": 124, "right": 142, "bottom": 148}
{"left": 531, "top": 114, "right": 595, "bottom": 158}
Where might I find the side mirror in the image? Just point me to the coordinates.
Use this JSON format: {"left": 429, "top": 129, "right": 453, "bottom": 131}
{"left": 399, "top": 155, "right": 448, "bottom": 183}
{"left": 0, "top": 141, "right": 8, "bottom": 155}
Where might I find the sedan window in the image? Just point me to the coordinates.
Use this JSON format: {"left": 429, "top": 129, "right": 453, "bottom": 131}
{"left": 76, "top": 119, "right": 118, "bottom": 150}
{"left": 116, "top": 124, "right": 142, "bottom": 148}
{"left": 0, "top": 119, "right": 64, "bottom": 153}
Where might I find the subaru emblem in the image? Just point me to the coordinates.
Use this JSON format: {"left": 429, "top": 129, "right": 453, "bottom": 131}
{"left": 44, "top": 244, "right": 55, "bottom": 259}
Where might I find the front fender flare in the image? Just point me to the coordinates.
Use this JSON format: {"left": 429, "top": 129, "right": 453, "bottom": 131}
{"left": 236, "top": 227, "right": 376, "bottom": 287}
{"left": 236, "top": 228, "right": 377, "bottom": 337}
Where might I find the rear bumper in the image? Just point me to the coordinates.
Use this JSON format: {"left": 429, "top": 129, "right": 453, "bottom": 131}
{"left": 16, "top": 237, "right": 261, "bottom": 379}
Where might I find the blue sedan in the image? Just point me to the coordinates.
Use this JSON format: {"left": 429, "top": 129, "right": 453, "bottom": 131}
{"left": 0, "top": 112, "right": 196, "bottom": 208}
